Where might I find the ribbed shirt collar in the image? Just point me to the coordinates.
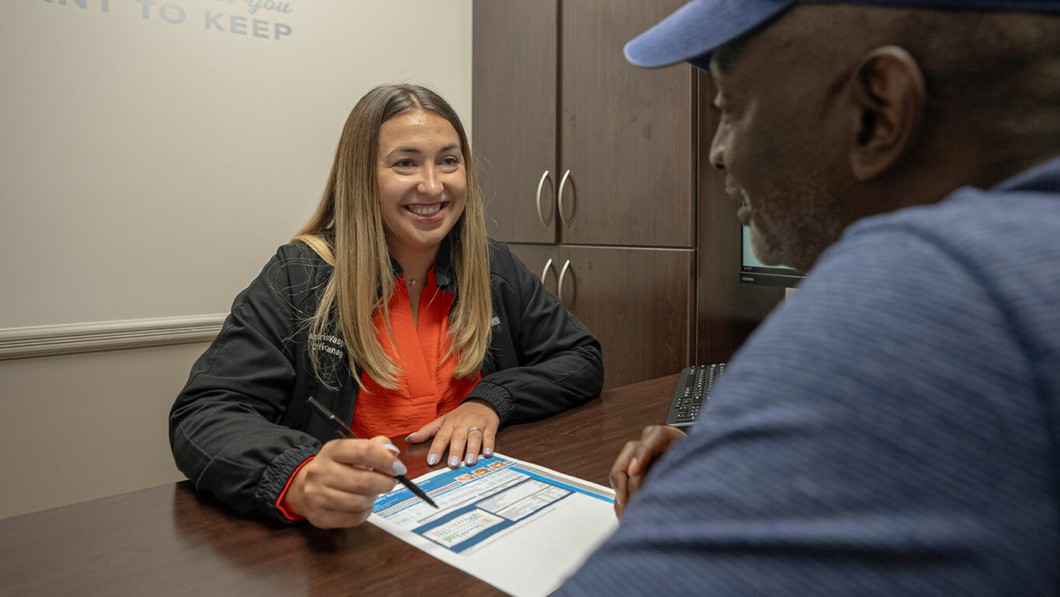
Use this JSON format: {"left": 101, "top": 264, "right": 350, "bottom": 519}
{"left": 993, "top": 155, "right": 1060, "bottom": 195}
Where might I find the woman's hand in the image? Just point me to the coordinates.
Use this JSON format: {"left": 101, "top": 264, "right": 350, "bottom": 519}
{"left": 406, "top": 399, "right": 500, "bottom": 469}
{"left": 283, "top": 436, "right": 405, "bottom": 529}
{"left": 610, "top": 425, "right": 686, "bottom": 519}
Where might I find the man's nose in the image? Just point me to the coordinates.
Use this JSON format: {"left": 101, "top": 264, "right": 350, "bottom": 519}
{"left": 709, "top": 129, "right": 727, "bottom": 171}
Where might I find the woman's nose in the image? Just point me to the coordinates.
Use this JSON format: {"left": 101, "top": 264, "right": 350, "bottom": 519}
{"left": 418, "top": 167, "right": 444, "bottom": 195}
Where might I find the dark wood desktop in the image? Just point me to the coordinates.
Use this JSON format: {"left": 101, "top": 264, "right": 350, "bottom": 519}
{"left": 0, "top": 374, "right": 680, "bottom": 596}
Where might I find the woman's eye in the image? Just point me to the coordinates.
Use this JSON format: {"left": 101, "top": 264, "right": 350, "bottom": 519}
{"left": 441, "top": 156, "right": 460, "bottom": 167}
{"left": 394, "top": 159, "right": 415, "bottom": 169}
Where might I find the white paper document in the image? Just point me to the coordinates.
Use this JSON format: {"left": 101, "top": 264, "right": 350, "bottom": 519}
{"left": 369, "top": 454, "right": 618, "bottom": 596}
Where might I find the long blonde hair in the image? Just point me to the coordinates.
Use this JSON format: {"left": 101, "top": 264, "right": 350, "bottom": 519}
{"left": 293, "top": 84, "right": 492, "bottom": 389}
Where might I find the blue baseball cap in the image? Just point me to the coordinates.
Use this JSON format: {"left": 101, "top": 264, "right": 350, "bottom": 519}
{"left": 625, "top": 0, "right": 1060, "bottom": 70}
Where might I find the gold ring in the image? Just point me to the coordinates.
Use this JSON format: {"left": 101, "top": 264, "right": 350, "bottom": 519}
{"left": 467, "top": 427, "right": 483, "bottom": 434}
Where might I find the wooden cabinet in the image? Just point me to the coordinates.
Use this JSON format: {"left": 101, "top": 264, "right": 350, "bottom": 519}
{"left": 474, "top": 0, "right": 694, "bottom": 389}
{"left": 473, "top": 0, "right": 692, "bottom": 248}
{"left": 474, "top": 1, "right": 779, "bottom": 390}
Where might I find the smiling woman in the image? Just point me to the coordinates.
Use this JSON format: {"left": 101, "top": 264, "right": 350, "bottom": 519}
{"left": 168, "top": 83, "right": 604, "bottom": 530}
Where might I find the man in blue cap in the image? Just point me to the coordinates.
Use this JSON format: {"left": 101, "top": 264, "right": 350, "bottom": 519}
{"left": 559, "top": 1, "right": 1060, "bottom": 594}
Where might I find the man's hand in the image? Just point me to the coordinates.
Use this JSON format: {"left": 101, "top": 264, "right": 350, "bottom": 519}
{"left": 610, "top": 425, "right": 686, "bottom": 518}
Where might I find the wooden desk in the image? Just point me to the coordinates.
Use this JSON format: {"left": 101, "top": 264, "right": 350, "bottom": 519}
{"left": 0, "top": 374, "right": 679, "bottom": 596}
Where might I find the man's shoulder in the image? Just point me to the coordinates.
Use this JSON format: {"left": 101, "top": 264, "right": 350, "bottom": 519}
{"left": 854, "top": 158, "right": 1060, "bottom": 245}
{"left": 844, "top": 184, "right": 1060, "bottom": 274}
{"left": 804, "top": 184, "right": 1059, "bottom": 361}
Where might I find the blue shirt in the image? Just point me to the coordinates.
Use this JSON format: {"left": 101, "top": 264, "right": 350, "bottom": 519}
{"left": 559, "top": 157, "right": 1060, "bottom": 595}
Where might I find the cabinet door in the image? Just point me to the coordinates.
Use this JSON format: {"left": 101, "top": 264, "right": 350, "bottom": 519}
{"left": 473, "top": 1, "right": 558, "bottom": 244}
{"left": 560, "top": 246, "right": 694, "bottom": 389}
{"left": 560, "top": 0, "right": 694, "bottom": 247}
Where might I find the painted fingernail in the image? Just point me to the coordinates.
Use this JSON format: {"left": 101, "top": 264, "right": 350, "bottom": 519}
{"left": 483, "top": 447, "right": 493, "bottom": 457}
{"left": 392, "top": 459, "right": 408, "bottom": 476}
{"left": 384, "top": 443, "right": 400, "bottom": 455}
{"left": 465, "top": 453, "right": 476, "bottom": 466}
{"left": 427, "top": 453, "right": 439, "bottom": 466}
{"left": 404, "top": 434, "right": 415, "bottom": 443}
{"left": 448, "top": 455, "right": 460, "bottom": 468}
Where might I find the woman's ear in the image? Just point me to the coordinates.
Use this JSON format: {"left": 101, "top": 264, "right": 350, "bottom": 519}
{"left": 847, "top": 46, "right": 926, "bottom": 181}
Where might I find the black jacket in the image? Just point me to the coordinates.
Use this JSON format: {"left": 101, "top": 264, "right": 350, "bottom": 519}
{"left": 169, "top": 239, "right": 603, "bottom": 523}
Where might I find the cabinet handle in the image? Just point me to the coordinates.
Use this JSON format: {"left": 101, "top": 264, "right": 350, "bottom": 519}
{"left": 538, "top": 256, "right": 555, "bottom": 284}
{"left": 557, "top": 169, "right": 574, "bottom": 228}
{"left": 535, "top": 170, "right": 554, "bottom": 228}
{"left": 557, "top": 259, "right": 574, "bottom": 306}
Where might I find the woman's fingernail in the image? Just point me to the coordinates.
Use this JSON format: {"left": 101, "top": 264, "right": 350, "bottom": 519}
{"left": 465, "top": 453, "right": 476, "bottom": 466}
{"left": 404, "top": 434, "right": 415, "bottom": 443}
{"left": 384, "top": 443, "right": 400, "bottom": 455}
{"left": 427, "top": 453, "right": 439, "bottom": 466}
{"left": 392, "top": 459, "right": 408, "bottom": 476}
{"left": 448, "top": 455, "right": 460, "bottom": 468}
{"left": 483, "top": 447, "right": 493, "bottom": 457}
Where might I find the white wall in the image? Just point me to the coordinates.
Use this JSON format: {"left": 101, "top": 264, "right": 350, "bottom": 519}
{"left": 2, "top": 0, "right": 473, "bottom": 327}
{"left": 0, "top": 343, "right": 209, "bottom": 518}
{"left": 0, "top": 0, "right": 473, "bottom": 519}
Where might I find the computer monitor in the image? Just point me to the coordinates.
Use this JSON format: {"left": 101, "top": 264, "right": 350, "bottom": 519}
{"left": 739, "top": 225, "right": 803, "bottom": 288}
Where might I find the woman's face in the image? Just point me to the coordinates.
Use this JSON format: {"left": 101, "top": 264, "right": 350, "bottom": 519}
{"left": 376, "top": 109, "right": 467, "bottom": 265}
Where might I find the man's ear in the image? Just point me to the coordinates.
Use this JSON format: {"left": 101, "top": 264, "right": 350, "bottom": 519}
{"left": 847, "top": 46, "right": 926, "bottom": 181}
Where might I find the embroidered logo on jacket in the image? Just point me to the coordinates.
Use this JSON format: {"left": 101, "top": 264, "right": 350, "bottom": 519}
{"left": 309, "top": 333, "right": 346, "bottom": 357}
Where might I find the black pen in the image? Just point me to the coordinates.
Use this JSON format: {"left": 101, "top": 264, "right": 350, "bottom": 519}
{"left": 306, "top": 396, "right": 438, "bottom": 509}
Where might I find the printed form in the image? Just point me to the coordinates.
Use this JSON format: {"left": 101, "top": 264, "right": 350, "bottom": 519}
{"left": 369, "top": 454, "right": 618, "bottom": 596}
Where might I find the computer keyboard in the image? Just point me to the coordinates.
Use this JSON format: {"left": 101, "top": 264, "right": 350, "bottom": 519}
{"left": 664, "top": 363, "right": 727, "bottom": 428}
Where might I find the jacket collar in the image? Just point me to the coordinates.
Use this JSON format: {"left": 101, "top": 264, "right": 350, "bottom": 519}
{"left": 388, "top": 233, "right": 458, "bottom": 295}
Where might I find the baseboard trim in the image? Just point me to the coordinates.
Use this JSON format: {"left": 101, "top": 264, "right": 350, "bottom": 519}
{"left": 0, "top": 314, "right": 226, "bottom": 361}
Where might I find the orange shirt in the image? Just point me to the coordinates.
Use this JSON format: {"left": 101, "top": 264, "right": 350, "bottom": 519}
{"left": 351, "top": 270, "right": 481, "bottom": 438}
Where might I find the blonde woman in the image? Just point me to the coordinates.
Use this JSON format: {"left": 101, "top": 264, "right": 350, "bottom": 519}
{"left": 170, "top": 84, "right": 603, "bottom": 529}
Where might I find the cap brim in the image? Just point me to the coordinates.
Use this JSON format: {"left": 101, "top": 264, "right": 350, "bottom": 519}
{"left": 624, "top": 0, "right": 795, "bottom": 69}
